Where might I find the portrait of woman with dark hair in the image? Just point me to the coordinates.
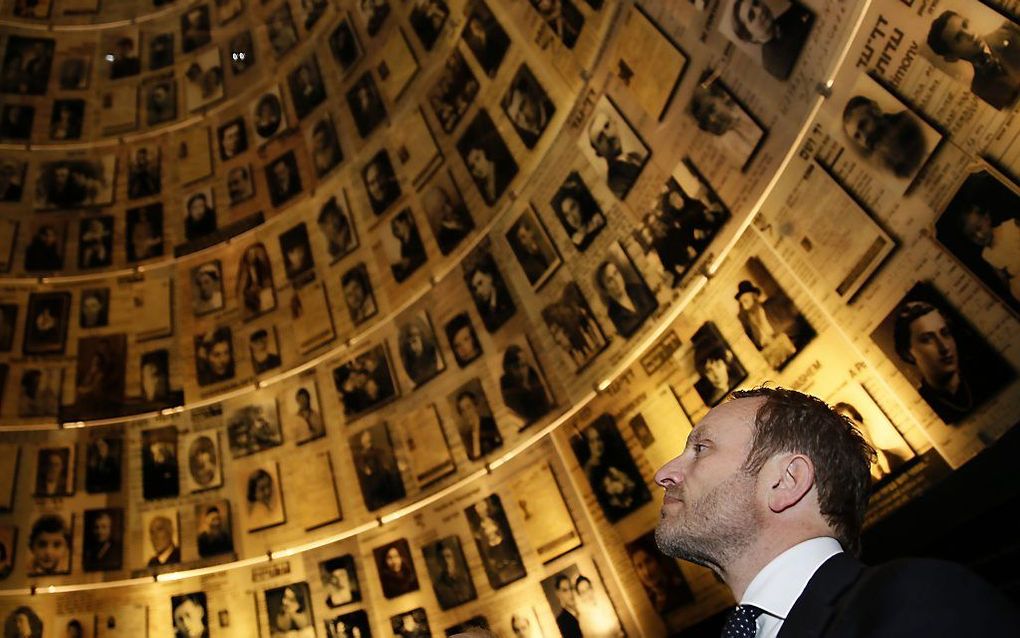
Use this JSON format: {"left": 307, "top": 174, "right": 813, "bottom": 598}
{"left": 341, "top": 263, "right": 377, "bottom": 325}
{"left": 265, "top": 582, "right": 315, "bottom": 638}
{"left": 625, "top": 531, "right": 694, "bottom": 615}
{"left": 388, "top": 209, "right": 427, "bottom": 283}
{"left": 593, "top": 245, "right": 657, "bottom": 338}
{"left": 551, "top": 172, "right": 606, "bottom": 252}
{"left": 184, "top": 191, "right": 217, "bottom": 241}
{"left": 499, "top": 344, "right": 552, "bottom": 426}
{"left": 397, "top": 312, "right": 444, "bottom": 387}
{"left": 2, "top": 606, "right": 43, "bottom": 638}
{"left": 236, "top": 243, "right": 276, "bottom": 319}
{"left": 374, "top": 539, "right": 419, "bottom": 599}
{"left": 253, "top": 92, "right": 284, "bottom": 142}
{"left": 450, "top": 380, "right": 502, "bottom": 460}
{"left": 246, "top": 464, "right": 285, "bottom": 531}
{"left": 571, "top": 413, "right": 651, "bottom": 522}
{"left": 444, "top": 312, "right": 482, "bottom": 367}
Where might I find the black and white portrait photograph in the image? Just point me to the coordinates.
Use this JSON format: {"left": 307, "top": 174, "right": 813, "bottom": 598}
{"left": 593, "top": 242, "right": 657, "bottom": 339}
{"left": 317, "top": 195, "right": 358, "bottom": 262}
{"left": 27, "top": 512, "right": 73, "bottom": 575}
{"left": 226, "top": 398, "right": 283, "bottom": 457}
{"left": 462, "top": 1, "right": 509, "bottom": 77}
{"left": 85, "top": 436, "right": 121, "bottom": 493}
{"left": 191, "top": 260, "right": 225, "bottom": 316}
{"left": 691, "top": 321, "right": 747, "bottom": 408}
{"left": 0, "top": 36, "right": 54, "bottom": 95}
{"left": 571, "top": 412, "right": 651, "bottom": 522}
{"left": 542, "top": 282, "right": 608, "bottom": 372}
{"left": 101, "top": 32, "right": 140, "bottom": 80}
{"left": 0, "top": 160, "right": 25, "bottom": 205}
{"left": 346, "top": 72, "right": 387, "bottom": 138}
{"left": 142, "top": 508, "right": 180, "bottom": 567}
{"left": 449, "top": 377, "right": 503, "bottom": 460}
{"left": 463, "top": 245, "right": 516, "bottom": 333}
{"left": 325, "top": 609, "right": 370, "bottom": 638}
{"left": 49, "top": 98, "right": 84, "bottom": 140}
{"left": 139, "top": 349, "right": 181, "bottom": 408}
{"left": 251, "top": 88, "right": 286, "bottom": 145}
{"left": 127, "top": 145, "right": 161, "bottom": 199}
{"left": 0, "top": 106, "right": 33, "bottom": 141}
{"left": 0, "top": 304, "right": 15, "bottom": 351}
{"left": 288, "top": 55, "right": 327, "bottom": 120}
{"left": 226, "top": 165, "right": 255, "bottom": 205}
{"left": 264, "top": 582, "right": 315, "bottom": 638}
{"left": 935, "top": 167, "right": 1020, "bottom": 313}
{"left": 421, "top": 170, "right": 474, "bottom": 255}
{"left": 502, "top": 63, "right": 555, "bottom": 149}
{"left": 181, "top": 5, "right": 212, "bottom": 52}
{"left": 551, "top": 171, "right": 605, "bottom": 252}
{"left": 349, "top": 422, "right": 405, "bottom": 511}
{"left": 636, "top": 158, "right": 731, "bottom": 285}
{"left": 171, "top": 592, "right": 209, "bottom": 638}
{"left": 718, "top": 0, "right": 814, "bottom": 80}
{"left": 444, "top": 312, "right": 482, "bottom": 367}
{"left": 23, "top": 291, "right": 71, "bottom": 355}
{"left": 457, "top": 109, "right": 518, "bottom": 206}
{"left": 1, "top": 607, "right": 43, "bottom": 638}
{"left": 34, "top": 446, "right": 75, "bottom": 497}
{"left": 687, "top": 72, "right": 766, "bottom": 171}
{"left": 529, "top": 0, "right": 584, "bottom": 49}
{"left": 465, "top": 494, "right": 525, "bottom": 589}
{"left": 218, "top": 117, "right": 248, "bottom": 161}
{"left": 308, "top": 114, "right": 343, "bottom": 177}
{"left": 424, "top": 535, "right": 476, "bottom": 610}
{"left": 34, "top": 158, "right": 116, "bottom": 210}
{"left": 341, "top": 263, "right": 378, "bottom": 325}
{"left": 838, "top": 74, "right": 941, "bottom": 188}
{"left": 319, "top": 554, "right": 361, "bottom": 608}
{"left": 384, "top": 208, "right": 428, "bottom": 283}
{"left": 332, "top": 343, "right": 399, "bottom": 418}
{"left": 77, "top": 216, "right": 114, "bottom": 270}
{"left": 249, "top": 328, "right": 282, "bottom": 375}
{"left": 183, "top": 187, "right": 217, "bottom": 242}
{"left": 126, "top": 203, "right": 165, "bottom": 261}
{"left": 143, "top": 76, "right": 177, "bottom": 126}
{"left": 236, "top": 242, "right": 276, "bottom": 319}
{"left": 428, "top": 49, "right": 479, "bottom": 133}
{"left": 245, "top": 461, "right": 286, "bottom": 532}
{"left": 196, "top": 500, "right": 233, "bottom": 557}
{"left": 17, "top": 367, "right": 62, "bottom": 418}
{"left": 266, "top": 151, "right": 303, "bottom": 208}
{"left": 82, "top": 507, "right": 123, "bottom": 572}
{"left": 541, "top": 563, "right": 624, "bottom": 637}
{"left": 578, "top": 95, "right": 650, "bottom": 200}
{"left": 830, "top": 383, "right": 915, "bottom": 483}
{"left": 141, "top": 425, "right": 179, "bottom": 500}
{"left": 391, "top": 608, "right": 430, "bottom": 638}
{"left": 499, "top": 339, "right": 553, "bottom": 427}
{"left": 194, "top": 326, "right": 235, "bottom": 386}
{"left": 267, "top": 3, "right": 299, "bottom": 57}
{"left": 871, "top": 281, "right": 1015, "bottom": 425}
{"left": 396, "top": 310, "right": 445, "bottom": 388}
{"left": 506, "top": 206, "right": 560, "bottom": 288}
{"left": 357, "top": 0, "right": 390, "bottom": 36}
{"left": 923, "top": 2, "right": 1020, "bottom": 111}
{"left": 374, "top": 538, "right": 419, "bottom": 599}
{"left": 279, "top": 222, "right": 315, "bottom": 284}
{"left": 182, "top": 431, "right": 222, "bottom": 492}
{"left": 72, "top": 333, "right": 127, "bottom": 420}
{"left": 362, "top": 149, "right": 401, "bottom": 215}
{"left": 183, "top": 47, "right": 224, "bottom": 112}
{"left": 148, "top": 32, "right": 174, "bottom": 70}
{"left": 23, "top": 220, "right": 67, "bottom": 272}
{"left": 733, "top": 256, "right": 815, "bottom": 370}
{"left": 282, "top": 379, "right": 325, "bottom": 443}
{"left": 229, "top": 30, "right": 255, "bottom": 74}
{"left": 329, "top": 17, "right": 362, "bottom": 72}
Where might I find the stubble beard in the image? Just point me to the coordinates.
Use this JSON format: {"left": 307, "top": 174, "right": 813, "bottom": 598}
{"left": 654, "top": 469, "right": 761, "bottom": 570}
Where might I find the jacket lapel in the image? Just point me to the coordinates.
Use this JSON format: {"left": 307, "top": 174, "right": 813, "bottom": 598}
{"left": 777, "top": 553, "right": 863, "bottom": 638}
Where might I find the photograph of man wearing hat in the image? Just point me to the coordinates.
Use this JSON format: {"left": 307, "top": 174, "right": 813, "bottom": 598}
{"left": 734, "top": 272, "right": 814, "bottom": 370}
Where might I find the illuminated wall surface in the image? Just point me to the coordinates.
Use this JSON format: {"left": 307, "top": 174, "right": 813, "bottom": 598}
{"left": 0, "top": 0, "right": 1018, "bottom": 634}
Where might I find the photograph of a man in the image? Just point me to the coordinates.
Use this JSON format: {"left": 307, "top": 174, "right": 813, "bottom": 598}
{"left": 720, "top": 0, "right": 815, "bottom": 80}
{"left": 579, "top": 95, "right": 649, "bottom": 200}
{"left": 926, "top": 8, "right": 1020, "bottom": 110}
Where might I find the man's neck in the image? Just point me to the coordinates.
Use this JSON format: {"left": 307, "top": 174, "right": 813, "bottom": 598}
{"left": 720, "top": 528, "right": 832, "bottom": 600}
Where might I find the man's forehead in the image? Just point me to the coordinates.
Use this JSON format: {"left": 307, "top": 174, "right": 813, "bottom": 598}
{"left": 692, "top": 396, "right": 763, "bottom": 439}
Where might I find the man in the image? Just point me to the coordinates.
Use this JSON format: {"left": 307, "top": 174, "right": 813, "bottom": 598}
{"left": 423, "top": 183, "right": 473, "bottom": 254}
{"left": 35, "top": 449, "right": 67, "bottom": 496}
{"left": 587, "top": 107, "right": 645, "bottom": 199}
{"left": 927, "top": 10, "right": 1020, "bottom": 110}
{"left": 652, "top": 387, "right": 1019, "bottom": 636}
{"left": 456, "top": 390, "right": 502, "bottom": 460}
{"left": 342, "top": 266, "right": 376, "bottom": 324}
{"left": 553, "top": 574, "right": 581, "bottom": 638}
{"left": 219, "top": 119, "right": 246, "bottom": 160}
{"left": 841, "top": 96, "right": 928, "bottom": 179}
{"left": 730, "top": 0, "right": 814, "bottom": 80}
{"left": 147, "top": 515, "right": 180, "bottom": 567}
{"left": 172, "top": 594, "right": 207, "bottom": 638}
{"left": 508, "top": 218, "right": 551, "bottom": 284}
{"left": 248, "top": 329, "right": 281, "bottom": 374}
{"left": 363, "top": 153, "right": 400, "bottom": 214}
{"left": 310, "top": 119, "right": 342, "bottom": 176}
{"left": 499, "top": 345, "right": 551, "bottom": 424}
{"left": 83, "top": 510, "right": 122, "bottom": 571}
{"left": 226, "top": 165, "right": 254, "bottom": 204}
{"left": 735, "top": 279, "right": 804, "bottom": 369}
{"left": 197, "top": 505, "right": 233, "bottom": 557}
{"left": 317, "top": 198, "right": 355, "bottom": 259}
{"left": 432, "top": 540, "right": 475, "bottom": 609}
{"left": 468, "top": 260, "right": 515, "bottom": 332}
{"left": 128, "top": 147, "right": 160, "bottom": 199}
{"left": 268, "top": 156, "right": 301, "bottom": 206}
{"left": 197, "top": 327, "right": 234, "bottom": 384}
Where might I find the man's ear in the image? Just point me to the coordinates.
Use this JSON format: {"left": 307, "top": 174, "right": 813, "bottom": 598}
{"left": 767, "top": 454, "right": 815, "bottom": 513}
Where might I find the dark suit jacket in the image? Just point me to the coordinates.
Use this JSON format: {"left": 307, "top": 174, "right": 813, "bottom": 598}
{"left": 761, "top": 3, "right": 814, "bottom": 80}
{"left": 970, "top": 22, "right": 1020, "bottom": 110}
{"left": 778, "top": 553, "right": 1020, "bottom": 637}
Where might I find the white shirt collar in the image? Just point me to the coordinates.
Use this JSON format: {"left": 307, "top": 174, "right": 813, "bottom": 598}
{"left": 741, "top": 537, "right": 843, "bottom": 620}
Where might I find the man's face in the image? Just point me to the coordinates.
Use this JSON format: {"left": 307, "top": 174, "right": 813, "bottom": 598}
{"left": 255, "top": 475, "right": 272, "bottom": 503}
{"left": 632, "top": 549, "right": 661, "bottom": 588}
{"left": 93, "top": 514, "right": 111, "bottom": 543}
{"left": 466, "top": 148, "right": 491, "bottom": 181}
{"left": 54, "top": 166, "right": 70, "bottom": 186}
{"left": 452, "top": 327, "right": 477, "bottom": 361}
{"left": 441, "top": 546, "right": 457, "bottom": 573}
{"left": 405, "top": 326, "right": 423, "bottom": 355}
{"left": 222, "top": 125, "right": 240, "bottom": 154}
{"left": 653, "top": 398, "right": 764, "bottom": 568}
{"left": 962, "top": 207, "right": 993, "bottom": 247}
{"left": 600, "top": 263, "right": 626, "bottom": 299}
{"left": 939, "top": 14, "right": 983, "bottom": 60}
{"left": 736, "top": 0, "right": 775, "bottom": 43}
{"left": 205, "top": 511, "right": 222, "bottom": 532}
{"left": 188, "top": 196, "right": 208, "bottom": 219}
{"left": 907, "top": 310, "right": 959, "bottom": 385}
{"left": 843, "top": 102, "right": 880, "bottom": 151}
{"left": 228, "top": 168, "right": 249, "bottom": 199}
{"left": 458, "top": 395, "right": 480, "bottom": 424}
{"left": 32, "top": 531, "right": 67, "bottom": 570}
{"left": 697, "top": 91, "right": 737, "bottom": 135}
{"left": 208, "top": 341, "right": 231, "bottom": 375}
{"left": 174, "top": 600, "right": 205, "bottom": 638}
{"left": 344, "top": 280, "right": 365, "bottom": 309}
{"left": 365, "top": 164, "right": 386, "bottom": 202}
{"left": 737, "top": 291, "right": 757, "bottom": 311}
{"left": 470, "top": 270, "right": 493, "bottom": 301}
{"left": 555, "top": 579, "right": 574, "bottom": 608}
{"left": 273, "top": 161, "right": 290, "bottom": 185}
{"left": 149, "top": 519, "right": 172, "bottom": 553}
{"left": 81, "top": 296, "right": 102, "bottom": 324}
{"left": 196, "top": 272, "right": 217, "bottom": 298}
{"left": 588, "top": 111, "right": 621, "bottom": 158}
{"left": 704, "top": 357, "right": 730, "bottom": 391}
{"left": 561, "top": 197, "right": 583, "bottom": 230}
{"left": 515, "top": 223, "right": 540, "bottom": 254}
{"left": 45, "top": 452, "right": 63, "bottom": 481}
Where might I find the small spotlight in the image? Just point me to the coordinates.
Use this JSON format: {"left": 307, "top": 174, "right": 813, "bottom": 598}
{"left": 105, "top": 54, "right": 115, "bottom": 62}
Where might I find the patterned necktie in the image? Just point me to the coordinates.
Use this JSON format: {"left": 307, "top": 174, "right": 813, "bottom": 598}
{"left": 721, "top": 604, "right": 764, "bottom": 638}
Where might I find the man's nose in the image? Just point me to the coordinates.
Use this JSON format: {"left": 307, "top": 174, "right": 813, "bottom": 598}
{"left": 654, "top": 455, "right": 685, "bottom": 488}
